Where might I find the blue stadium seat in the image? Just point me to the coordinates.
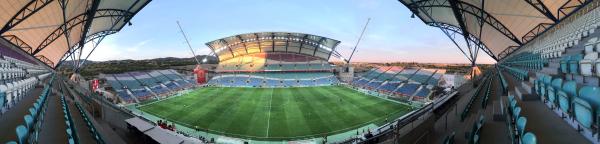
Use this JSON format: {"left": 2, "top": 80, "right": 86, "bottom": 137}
{"left": 547, "top": 78, "right": 563, "bottom": 106}
{"left": 379, "top": 82, "right": 400, "bottom": 92}
{"left": 395, "top": 83, "right": 420, "bottom": 95}
{"left": 16, "top": 125, "right": 28, "bottom": 144}
{"left": 414, "top": 88, "right": 431, "bottom": 97}
{"left": 522, "top": 132, "right": 537, "bottom": 144}
{"left": 541, "top": 75, "right": 552, "bottom": 101}
{"left": 573, "top": 86, "right": 600, "bottom": 129}
{"left": 569, "top": 54, "right": 584, "bottom": 74}
{"left": 29, "top": 108, "right": 36, "bottom": 119}
{"left": 558, "top": 81, "right": 578, "bottom": 114}
{"left": 517, "top": 117, "right": 527, "bottom": 137}
{"left": 513, "top": 107, "right": 521, "bottom": 119}
{"left": 24, "top": 115, "right": 33, "bottom": 129}
{"left": 534, "top": 73, "right": 543, "bottom": 95}
{"left": 560, "top": 56, "right": 571, "bottom": 73}
{"left": 0, "top": 92, "right": 4, "bottom": 108}
{"left": 510, "top": 100, "right": 517, "bottom": 113}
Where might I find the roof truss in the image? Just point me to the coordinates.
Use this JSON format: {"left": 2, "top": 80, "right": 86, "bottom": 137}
{"left": 400, "top": 0, "right": 592, "bottom": 61}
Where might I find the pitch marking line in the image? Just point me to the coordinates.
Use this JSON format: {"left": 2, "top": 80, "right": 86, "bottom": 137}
{"left": 266, "top": 88, "right": 274, "bottom": 137}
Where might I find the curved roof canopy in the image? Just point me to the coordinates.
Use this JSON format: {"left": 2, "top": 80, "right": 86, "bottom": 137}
{"left": 0, "top": 0, "right": 151, "bottom": 68}
{"left": 206, "top": 32, "right": 341, "bottom": 62}
{"left": 400, "top": 0, "right": 592, "bottom": 60}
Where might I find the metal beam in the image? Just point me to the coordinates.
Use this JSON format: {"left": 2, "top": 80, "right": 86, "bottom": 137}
{"left": 35, "top": 55, "right": 54, "bottom": 66}
{"left": 32, "top": 9, "right": 134, "bottom": 55}
{"left": 558, "top": 0, "right": 590, "bottom": 19}
{"left": 2, "top": 35, "right": 33, "bottom": 53}
{"left": 236, "top": 35, "right": 249, "bottom": 54}
{"left": 524, "top": 0, "right": 558, "bottom": 22}
{"left": 219, "top": 39, "right": 235, "bottom": 58}
{"left": 59, "top": 0, "right": 76, "bottom": 71}
{"left": 298, "top": 35, "right": 309, "bottom": 53}
{"left": 404, "top": 0, "right": 523, "bottom": 46}
{"left": 284, "top": 33, "right": 290, "bottom": 52}
{"left": 72, "top": 30, "right": 116, "bottom": 69}
{"left": 449, "top": 0, "right": 477, "bottom": 65}
{"left": 75, "top": 0, "right": 101, "bottom": 70}
{"left": 0, "top": 0, "right": 55, "bottom": 35}
{"left": 502, "top": 0, "right": 592, "bottom": 59}
{"left": 313, "top": 37, "right": 327, "bottom": 56}
{"left": 254, "top": 33, "right": 261, "bottom": 53}
{"left": 76, "top": 0, "right": 143, "bottom": 69}
{"left": 271, "top": 33, "right": 276, "bottom": 52}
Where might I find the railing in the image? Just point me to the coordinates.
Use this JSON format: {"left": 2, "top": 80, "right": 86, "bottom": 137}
{"left": 496, "top": 65, "right": 508, "bottom": 94}
{"left": 75, "top": 103, "right": 106, "bottom": 144}
{"left": 460, "top": 76, "right": 489, "bottom": 121}
{"left": 356, "top": 102, "right": 434, "bottom": 144}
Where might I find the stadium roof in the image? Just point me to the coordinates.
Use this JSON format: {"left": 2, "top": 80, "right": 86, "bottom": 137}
{"left": 400, "top": 0, "right": 592, "bottom": 60}
{"left": 206, "top": 32, "right": 341, "bottom": 62}
{"left": 0, "top": 0, "right": 151, "bottom": 68}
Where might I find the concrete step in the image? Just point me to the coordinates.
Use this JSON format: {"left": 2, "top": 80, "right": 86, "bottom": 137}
{"left": 516, "top": 81, "right": 539, "bottom": 101}
{"left": 548, "top": 62, "right": 560, "bottom": 69}
{"left": 541, "top": 67, "right": 559, "bottom": 75}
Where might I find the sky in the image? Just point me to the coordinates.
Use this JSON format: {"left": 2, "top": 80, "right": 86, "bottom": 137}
{"left": 86, "top": 0, "right": 496, "bottom": 64}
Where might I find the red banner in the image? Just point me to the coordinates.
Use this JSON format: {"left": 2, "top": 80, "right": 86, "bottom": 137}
{"left": 91, "top": 79, "right": 99, "bottom": 91}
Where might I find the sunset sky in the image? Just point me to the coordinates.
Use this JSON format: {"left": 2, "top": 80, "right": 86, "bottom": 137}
{"left": 86, "top": 0, "right": 496, "bottom": 64}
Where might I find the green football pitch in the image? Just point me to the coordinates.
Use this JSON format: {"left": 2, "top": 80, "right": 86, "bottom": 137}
{"left": 138, "top": 86, "right": 412, "bottom": 141}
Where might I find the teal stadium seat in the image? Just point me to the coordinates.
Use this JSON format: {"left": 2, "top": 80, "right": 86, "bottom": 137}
{"left": 560, "top": 56, "right": 571, "bottom": 73}
{"left": 541, "top": 75, "right": 552, "bottom": 101}
{"left": 517, "top": 116, "right": 527, "bottom": 137}
{"left": 534, "top": 73, "right": 547, "bottom": 95}
{"left": 558, "top": 81, "right": 578, "bottom": 115}
{"left": 569, "top": 54, "right": 584, "bottom": 74}
{"left": 28, "top": 108, "right": 36, "bottom": 119}
{"left": 16, "top": 125, "right": 28, "bottom": 144}
{"left": 513, "top": 107, "right": 521, "bottom": 119}
{"left": 573, "top": 86, "right": 600, "bottom": 129}
{"left": 0, "top": 92, "right": 4, "bottom": 108}
{"left": 522, "top": 132, "right": 537, "bottom": 144}
{"left": 547, "top": 78, "right": 563, "bottom": 106}
{"left": 24, "top": 115, "right": 33, "bottom": 129}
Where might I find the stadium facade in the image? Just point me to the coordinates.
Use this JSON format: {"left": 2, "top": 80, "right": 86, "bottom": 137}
{"left": 205, "top": 32, "right": 341, "bottom": 88}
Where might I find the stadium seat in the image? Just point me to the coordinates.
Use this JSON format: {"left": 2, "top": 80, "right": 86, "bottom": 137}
{"left": 513, "top": 107, "right": 521, "bottom": 119}
{"left": 522, "top": 132, "right": 537, "bottom": 144}
{"left": 24, "top": 115, "right": 33, "bottom": 129}
{"left": 573, "top": 86, "right": 600, "bottom": 129}
{"left": 560, "top": 56, "right": 571, "bottom": 73}
{"left": 558, "top": 81, "right": 578, "bottom": 115}
{"left": 0, "top": 85, "right": 5, "bottom": 108}
{"left": 534, "top": 73, "right": 546, "bottom": 95}
{"left": 579, "top": 52, "right": 598, "bottom": 76}
{"left": 541, "top": 75, "right": 552, "bottom": 101}
{"left": 16, "top": 125, "right": 28, "bottom": 144}
{"left": 569, "top": 54, "right": 584, "bottom": 74}
{"left": 547, "top": 78, "right": 563, "bottom": 107}
{"left": 517, "top": 116, "right": 527, "bottom": 137}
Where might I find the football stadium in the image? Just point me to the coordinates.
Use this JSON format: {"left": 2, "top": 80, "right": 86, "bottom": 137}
{"left": 1, "top": 0, "right": 600, "bottom": 144}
